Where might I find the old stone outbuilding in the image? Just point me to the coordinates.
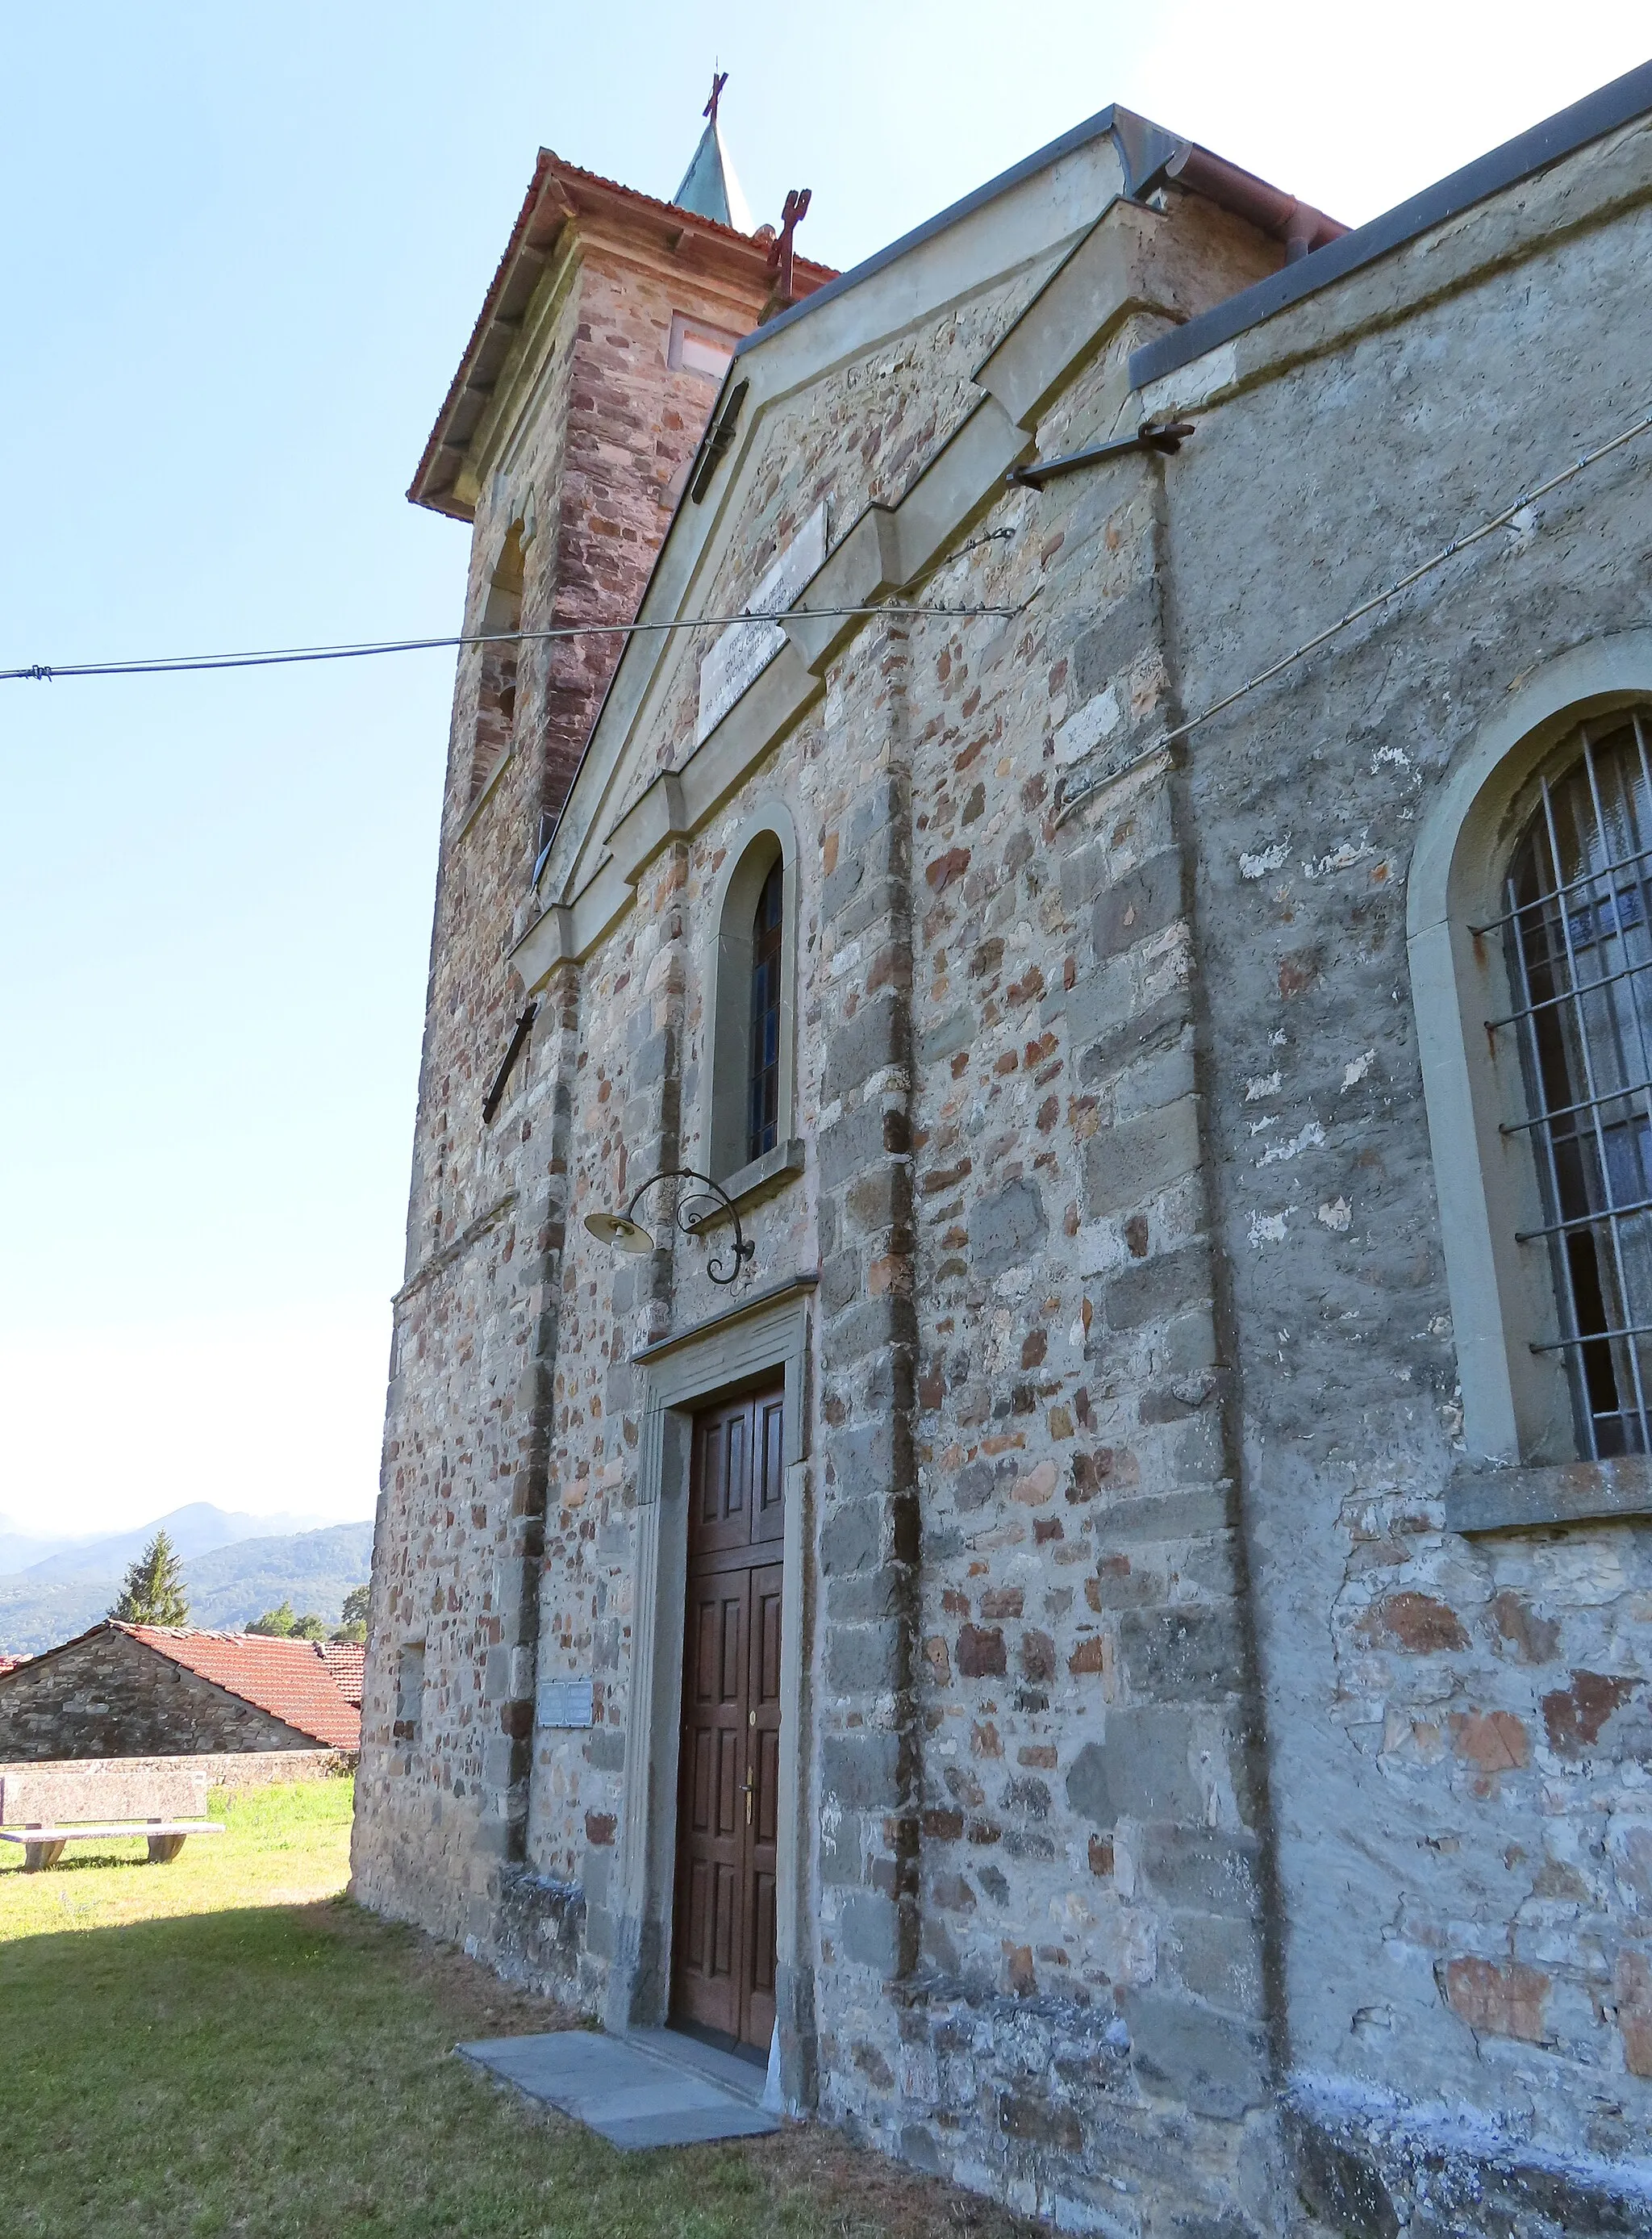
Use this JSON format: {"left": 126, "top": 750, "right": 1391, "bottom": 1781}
{"left": 0, "top": 1623, "right": 362, "bottom": 1761}
{"left": 355, "top": 70, "right": 1652, "bottom": 2237}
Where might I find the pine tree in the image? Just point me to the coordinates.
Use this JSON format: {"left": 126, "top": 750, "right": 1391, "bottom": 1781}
{"left": 332, "top": 1583, "right": 370, "bottom": 1642}
{"left": 109, "top": 1531, "right": 190, "bottom": 1627}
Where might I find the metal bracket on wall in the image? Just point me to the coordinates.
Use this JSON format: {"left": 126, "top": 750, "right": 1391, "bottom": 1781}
{"left": 1007, "top": 420, "right": 1195, "bottom": 491}
{"left": 690, "top": 379, "right": 751, "bottom": 504}
{"left": 481, "top": 1002, "right": 539, "bottom": 1124}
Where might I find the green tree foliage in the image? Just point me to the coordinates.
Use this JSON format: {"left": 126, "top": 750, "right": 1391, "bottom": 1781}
{"left": 248, "top": 1599, "right": 326, "bottom": 1641}
{"left": 109, "top": 1531, "right": 190, "bottom": 1627}
{"left": 331, "top": 1583, "right": 370, "bottom": 1642}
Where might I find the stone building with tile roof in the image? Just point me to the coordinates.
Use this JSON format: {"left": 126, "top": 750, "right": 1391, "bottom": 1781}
{"left": 355, "top": 69, "right": 1652, "bottom": 2238}
{"left": 0, "top": 1623, "right": 361, "bottom": 1759}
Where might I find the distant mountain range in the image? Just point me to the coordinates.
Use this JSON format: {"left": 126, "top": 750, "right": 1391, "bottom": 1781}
{"left": 0, "top": 1501, "right": 335, "bottom": 1581}
{"left": 0, "top": 1503, "right": 375, "bottom": 1658}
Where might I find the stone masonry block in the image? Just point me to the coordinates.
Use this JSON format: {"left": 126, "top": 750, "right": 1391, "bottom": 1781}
{"left": 820, "top": 1498, "right": 884, "bottom": 1574}
{"left": 837, "top": 1889, "right": 899, "bottom": 1972}
{"left": 1103, "top": 1242, "right": 1209, "bottom": 1333}
{"left": 832, "top": 1415, "right": 903, "bottom": 1492}
{"left": 824, "top": 992, "right": 909, "bottom": 1105}
{"left": 1075, "top": 987, "right": 1191, "bottom": 1087}
{"left": 821, "top": 1248, "right": 861, "bottom": 1316}
{"left": 1093, "top": 852, "right": 1184, "bottom": 963}
{"left": 1117, "top": 1990, "right": 1268, "bottom": 2120}
{"left": 824, "top": 1295, "right": 917, "bottom": 1367}
{"left": 1115, "top": 1039, "right": 1198, "bottom": 1122}
{"left": 1094, "top": 1488, "right": 1236, "bottom": 1548}
{"left": 1171, "top": 1913, "right": 1266, "bottom": 2016}
{"left": 1071, "top": 581, "right": 1159, "bottom": 705}
{"left": 846, "top": 1164, "right": 909, "bottom": 1232}
{"left": 1064, "top": 1706, "right": 1202, "bottom": 1824}
{"left": 1083, "top": 1098, "right": 1200, "bottom": 1219}
{"left": 822, "top": 1730, "right": 901, "bottom": 1811}
{"left": 1118, "top": 1603, "right": 1244, "bottom": 1702}
{"left": 820, "top": 1101, "right": 907, "bottom": 1190}
{"left": 824, "top": 854, "right": 865, "bottom": 919}
{"left": 969, "top": 1176, "right": 1049, "bottom": 1279}
{"left": 630, "top": 1026, "right": 671, "bottom": 1090}
{"left": 1138, "top": 1828, "right": 1262, "bottom": 1918}
{"left": 827, "top": 1569, "right": 903, "bottom": 1622}
{"left": 826, "top": 1620, "right": 904, "bottom": 1696}
{"left": 846, "top": 773, "right": 904, "bottom": 854}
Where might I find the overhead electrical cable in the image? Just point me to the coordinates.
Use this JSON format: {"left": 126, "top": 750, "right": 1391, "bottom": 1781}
{"left": 1055, "top": 396, "right": 1652, "bottom": 827}
{"left": 0, "top": 604, "right": 1014, "bottom": 685}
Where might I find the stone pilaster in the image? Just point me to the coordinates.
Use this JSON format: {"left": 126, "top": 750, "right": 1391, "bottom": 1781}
{"left": 814, "top": 618, "right": 925, "bottom": 2097}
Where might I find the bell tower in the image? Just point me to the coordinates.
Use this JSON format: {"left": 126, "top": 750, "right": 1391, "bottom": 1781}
{"left": 352, "top": 98, "right": 833, "bottom": 1949}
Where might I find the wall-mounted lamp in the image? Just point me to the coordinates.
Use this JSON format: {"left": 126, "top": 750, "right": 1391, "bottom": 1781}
{"left": 584, "top": 1167, "right": 754, "bottom": 1285}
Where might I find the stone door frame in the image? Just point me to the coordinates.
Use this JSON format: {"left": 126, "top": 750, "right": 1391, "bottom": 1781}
{"left": 603, "top": 1277, "right": 816, "bottom": 2111}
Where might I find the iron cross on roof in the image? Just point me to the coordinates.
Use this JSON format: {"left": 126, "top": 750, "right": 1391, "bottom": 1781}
{"left": 767, "top": 185, "right": 812, "bottom": 309}
{"left": 704, "top": 70, "right": 728, "bottom": 126}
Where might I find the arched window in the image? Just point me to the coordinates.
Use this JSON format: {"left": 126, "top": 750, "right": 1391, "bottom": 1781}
{"left": 748, "top": 859, "right": 784, "bottom": 1163}
{"left": 1408, "top": 637, "right": 1652, "bottom": 1493}
{"left": 706, "top": 812, "right": 800, "bottom": 1193}
{"left": 1498, "top": 714, "right": 1652, "bottom": 1457}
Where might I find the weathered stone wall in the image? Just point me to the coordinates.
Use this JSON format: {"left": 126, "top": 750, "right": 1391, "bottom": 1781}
{"left": 1142, "top": 119, "right": 1652, "bottom": 2232}
{"left": 354, "top": 223, "right": 778, "bottom": 1950}
{"left": 503, "top": 186, "right": 1298, "bottom": 2235}
{"left": 360, "top": 94, "right": 1652, "bottom": 2239}
{"left": 0, "top": 1633, "right": 319, "bottom": 1759}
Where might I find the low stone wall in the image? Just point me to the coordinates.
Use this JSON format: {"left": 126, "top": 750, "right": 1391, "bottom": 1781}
{"left": 0, "top": 1749, "right": 354, "bottom": 1799}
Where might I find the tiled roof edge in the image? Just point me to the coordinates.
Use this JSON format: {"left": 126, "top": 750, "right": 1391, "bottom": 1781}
{"left": 1130, "top": 57, "right": 1652, "bottom": 391}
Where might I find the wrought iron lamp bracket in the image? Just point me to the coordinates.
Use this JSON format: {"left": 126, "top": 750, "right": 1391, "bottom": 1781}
{"left": 624, "top": 1167, "right": 755, "bottom": 1285}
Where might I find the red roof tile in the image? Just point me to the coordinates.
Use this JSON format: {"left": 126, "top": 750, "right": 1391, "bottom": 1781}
{"left": 118, "top": 1626, "right": 361, "bottom": 1750}
{"left": 319, "top": 1640, "right": 365, "bottom": 1707}
{"left": 0, "top": 1653, "right": 26, "bottom": 1677}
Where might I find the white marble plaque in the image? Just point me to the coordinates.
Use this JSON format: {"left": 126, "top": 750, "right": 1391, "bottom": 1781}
{"left": 696, "top": 502, "right": 828, "bottom": 742}
{"left": 537, "top": 1676, "right": 594, "bottom": 1729}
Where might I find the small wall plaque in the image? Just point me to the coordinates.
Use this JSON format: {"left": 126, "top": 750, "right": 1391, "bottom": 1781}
{"left": 537, "top": 1677, "right": 594, "bottom": 1730}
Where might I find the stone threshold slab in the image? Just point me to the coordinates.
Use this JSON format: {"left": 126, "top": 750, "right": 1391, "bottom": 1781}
{"left": 457, "top": 2027, "right": 779, "bottom": 2151}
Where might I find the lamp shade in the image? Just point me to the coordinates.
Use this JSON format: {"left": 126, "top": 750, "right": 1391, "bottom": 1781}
{"left": 585, "top": 1209, "right": 655, "bottom": 1255}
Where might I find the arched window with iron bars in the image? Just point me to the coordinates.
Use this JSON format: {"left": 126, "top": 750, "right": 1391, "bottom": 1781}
{"left": 1497, "top": 712, "right": 1652, "bottom": 1456}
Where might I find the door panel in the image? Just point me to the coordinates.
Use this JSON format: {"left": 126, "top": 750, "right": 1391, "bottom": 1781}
{"left": 672, "top": 1387, "right": 786, "bottom": 2053}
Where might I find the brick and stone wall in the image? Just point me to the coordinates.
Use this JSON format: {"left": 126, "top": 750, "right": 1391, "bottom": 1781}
{"left": 0, "top": 1632, "right": 320, "bottom": 1759}
{"left": 357, "top": 98, "right": 1652, "bottom": 2239}
{"left": 355, "top": 214, "right": 782, "bottom": 1957}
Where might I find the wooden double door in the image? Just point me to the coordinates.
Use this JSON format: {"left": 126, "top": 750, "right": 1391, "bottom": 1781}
{"left": 670, "top": 1385, "right": 785, "bottom": 2055}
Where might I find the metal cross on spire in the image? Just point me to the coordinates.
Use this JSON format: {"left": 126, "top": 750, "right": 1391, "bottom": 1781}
{"left": 704, "top": 69, "right": 728, "bottom": 126}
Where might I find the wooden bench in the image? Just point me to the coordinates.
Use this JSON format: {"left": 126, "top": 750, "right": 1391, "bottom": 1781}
{"left": 0, "top": 1763, "right": 224, "bottom": 1870}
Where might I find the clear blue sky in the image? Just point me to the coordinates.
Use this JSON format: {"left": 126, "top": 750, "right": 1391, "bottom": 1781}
{"left": 3, "top": 2, "right": 1646, "bottom": 1537}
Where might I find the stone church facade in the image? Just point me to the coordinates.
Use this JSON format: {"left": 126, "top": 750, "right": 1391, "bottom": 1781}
{"left": 355, "top": 68, "right": 1652, "bottom": 2237}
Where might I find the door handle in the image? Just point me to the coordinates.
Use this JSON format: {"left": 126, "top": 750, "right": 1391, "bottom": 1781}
{"left": 742, "top": 1768, "right": 756, "bottom": 1825}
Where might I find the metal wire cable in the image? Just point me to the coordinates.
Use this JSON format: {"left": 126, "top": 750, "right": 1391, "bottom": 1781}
{"left": 0, "top": 604, "right": 1014, "bottom": 685}
{"left": 1055, "top": 397, "right": 1652, "bottom": 828}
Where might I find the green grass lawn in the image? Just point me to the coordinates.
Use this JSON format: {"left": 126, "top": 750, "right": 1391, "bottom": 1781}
{"left": 1, "top": 1778, "right": 1022, "bottom": 2239}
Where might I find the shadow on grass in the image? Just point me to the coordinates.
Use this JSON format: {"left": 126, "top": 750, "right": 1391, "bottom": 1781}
{"left": 3, "top": 1894, "right": 766, "bottom": 2239}
{"left": 2, "top": 1894, "right": 1031, "bottom": 2239}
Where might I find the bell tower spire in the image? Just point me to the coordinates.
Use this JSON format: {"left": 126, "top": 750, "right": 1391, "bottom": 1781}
{"left": 673, "top": 69, "right": 755, "bottom": 234}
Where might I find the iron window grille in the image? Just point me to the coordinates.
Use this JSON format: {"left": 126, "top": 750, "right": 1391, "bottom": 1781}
{"left": 1492, "top": 710, "right": 1652, "bottom": 1457}
{"left": 747, "top": 859, "right": 784, "bottom": 1163}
